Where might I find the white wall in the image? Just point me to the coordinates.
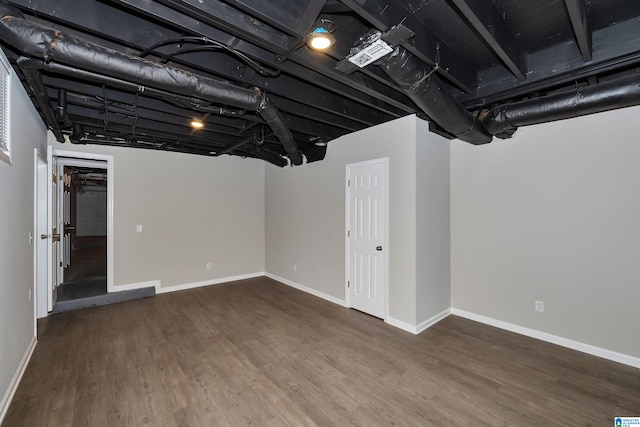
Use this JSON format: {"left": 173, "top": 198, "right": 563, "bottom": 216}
{"left": 266, "top": 115, "right": 419, "bottom": 324}
{"left": 451, "top": 106, "right": 640, "bottom": 359}
{"left": 0, "top": 71, "right": 47, "bottom": 418}
{"left": 416, "top": 118, "right": 451, "bottom": 324}
{"left": 48, "top": 138, "right": 266, "bottom": 290}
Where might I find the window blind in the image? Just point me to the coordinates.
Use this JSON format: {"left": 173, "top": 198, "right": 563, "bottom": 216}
{"left": 0, "top": 50, "right": 10, "bottom": 164}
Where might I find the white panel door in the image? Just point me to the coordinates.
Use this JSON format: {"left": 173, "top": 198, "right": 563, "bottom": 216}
{"left": 347, "top": 159, "right": 387, "bottom": 318}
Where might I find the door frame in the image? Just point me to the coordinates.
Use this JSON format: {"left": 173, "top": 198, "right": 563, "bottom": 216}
{"left": 56, "top": 157, "right": 109, "bottom": 286}
{"left": 344, "top": 157, "right": 389, "bottom": 319}
{"left": 54, "top": 149, "right": 114, "bottom": 294}
{"left": 34, "top": 149, "right": 47, "bottom": 322}
{"left": 36, "top": 148, "right": 114, "bottom": 313}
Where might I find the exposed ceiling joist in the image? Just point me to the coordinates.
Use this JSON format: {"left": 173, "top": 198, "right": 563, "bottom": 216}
{"left": 462, "top": 15, "right": 640, "bottom": 108}
{"left": 1, "top": 0, "right": 639, "bottom": 165}
{"left": 564, "top": 0, "right": 593, "bottom": 61}
{"left": 108, "top": 0, "right": 414, "bottom": 116}
{"left": 448, "top": 0, "right": 527, "bottom": 80}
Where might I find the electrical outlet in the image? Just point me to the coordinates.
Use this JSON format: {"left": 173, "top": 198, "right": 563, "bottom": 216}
{"left": 206, "top": 262, "right": 212, "bottom": 270}
{"left": 136, "top": 224, "right": 143, "bottom": 233}
{"left": 535, "top": 300, "right": 544, "bottom": 312}
{"left": 293, "top": 264, "right": 297, "bottom": 272}
{"left": 28, "top": 288, "right": 32, "bottom": 301}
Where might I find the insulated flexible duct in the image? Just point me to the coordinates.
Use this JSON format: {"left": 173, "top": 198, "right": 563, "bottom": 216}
{"left": 482, "top": 72, "right": 640, "bottom": 138}
{"left": 377, "top": 46, "right": 493, "bottom": 145}
{"left": 0, "top": 7, "right": 303, "bottom": 165}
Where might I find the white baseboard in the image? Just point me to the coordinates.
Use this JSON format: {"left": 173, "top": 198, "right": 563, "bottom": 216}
{"left": 265, "top": 273, "right": 348, "bottom": 307}
{"left": 157, "top": 272, "right": 266, "bottom": 294}
{"left": 112, "top": 280, "right": 161, "bottom": 292}
{"left": 451, "top": 308, "right": 640, "bottom": 369}
{"left": 416, "top": 308, "right": 452, "bottom": 334}
{"left": 0, "top": 336, "right": 37, "bottom": 424}
{"left": 385, "top": 308, "right": 451, "bottom": 335}
{"left": 111, "top": 273, "right": 266, "bottom": 295}
{"left": 385, "top": 316, "right": 417, "bottom": 334}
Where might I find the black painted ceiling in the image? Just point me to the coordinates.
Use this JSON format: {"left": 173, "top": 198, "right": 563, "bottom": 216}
{"left": 1, "top": 0, "right": 639, "bottom": 165}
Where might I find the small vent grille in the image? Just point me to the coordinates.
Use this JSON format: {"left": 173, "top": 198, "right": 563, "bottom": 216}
{"left": 347, "top": 39, "right": 393, "bottom": 68}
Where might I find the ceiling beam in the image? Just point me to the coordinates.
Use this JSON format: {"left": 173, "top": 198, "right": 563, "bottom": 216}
{"left": 65, "top": 104, "right": 239, "bottom": 142}
{"left": 220, "top": 0, "right": 326, "bottom": 38}
{"left": 107, "top": 0, "right": 414, "bottom": 116}
{"left": 74, "top": 119, "right": 238, "bottom": 150}
{"left": 448, "top": 0, "right": 527, "bottom": 81}
{"left": 9, "top": 0, "right": 399, "bottom": 125}
{"left": 564, "top": 0, "right": 592, "bottom": 61}
{"left": 156, "top": 0, "right": 294, "bottom": 53}
{"left": 40, "top": 76, "right": 256, "bottom": 130}
{"left": 151, "top": 0, "right": 416, "bottom": 113}
{"left": 338, "top": 0, "right": 477, "bottom": 93}
{"left": 460, "top": 15, "right": 640, "bottom": 108}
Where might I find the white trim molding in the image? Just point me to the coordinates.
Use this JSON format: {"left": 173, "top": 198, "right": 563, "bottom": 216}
{"left": 114, "top": 272, "right": 267, "bottom": 295}
{"left": 451, "top": 308, "right": 640, "bottom": 369}
{"left": 386, "top": 308, "right": 451, "bottom": 335}
{"left": 385, "top": 316, "right": 418, "bottom": 334}
{"left": 0, "top": 336, "right": 36, "bottom": 424}
{"left": 157, "top": 272, "right": 265, "bottom": 294}
{"left": 52, "top": 149, "right": 115, "bottom": 293}
{"left": 112, "top": 280, "right": 161, "bottom": 293}
{"left": 416, "top": 308, "right": 452, "bottom": 334}
{"left": 265, "top": 273, "right": 348, "bottom": 307}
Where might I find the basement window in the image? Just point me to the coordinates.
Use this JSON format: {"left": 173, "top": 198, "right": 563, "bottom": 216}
{"left": 0, "top": 49, "right": 11, "bottom": 165}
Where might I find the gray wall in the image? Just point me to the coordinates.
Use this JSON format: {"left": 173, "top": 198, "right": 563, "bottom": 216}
{"left": 76, "top": 190, "right": 107, "bottom": 236}
{"left": 265, "top": 115, "right": 451, "bottom": 328}
{"left": 0, "top": 70, "right": 46, "bottom": 415}
{"left": 451, "top": 106, "right": 640, "bottom": 358}
{"left": 416, "top": 118, "right": 451, "bottom": 324}
{"left": 49, "top": 138, "right": 266, "bottom": 289}
{"left": 266, "top": 115, "right": 419, "bottom": 324}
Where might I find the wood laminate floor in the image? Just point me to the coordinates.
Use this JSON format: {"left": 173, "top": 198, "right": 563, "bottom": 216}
{"left": 3, "top": 277, "right": 639, "bottom": 426}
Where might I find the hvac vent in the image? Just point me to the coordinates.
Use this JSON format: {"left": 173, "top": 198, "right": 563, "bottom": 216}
{"left": 0, "top": 49, "right": 10, "bottom": 165}
{"left": 347, "top": 39, "right": 393, "bottom": 68}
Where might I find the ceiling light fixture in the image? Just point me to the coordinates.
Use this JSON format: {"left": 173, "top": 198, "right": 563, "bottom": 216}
{"left": 307, "top": 19, "right": 336, "bottom": 51}
{"left": 310, "top": 136, "right": 327, "bottom": 147}
{"left": 190, "top": 118, "right": 204, "bottom": 129}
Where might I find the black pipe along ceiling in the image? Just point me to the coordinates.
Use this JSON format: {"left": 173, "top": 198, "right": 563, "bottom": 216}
{"left": 1, "top": 0, "right": 640, "bottom": 166}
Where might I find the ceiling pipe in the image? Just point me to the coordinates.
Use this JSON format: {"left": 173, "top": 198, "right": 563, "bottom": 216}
{"left": 18, "top": 65, "right": 65, "bottom": 142}
{"left": 481, "top": 72, "right": 640, "bottom": 138}
{"left": 0, "top": 8, "right": 303, "bottom": 165}
{"left": 376, "top": 46, "right": 493, "bottom": 145}
{"left": 56, "top": 88, "right": 72, "bottom": 128}
{"left": 17, "top": 57, "right": 289, "bottom": 166}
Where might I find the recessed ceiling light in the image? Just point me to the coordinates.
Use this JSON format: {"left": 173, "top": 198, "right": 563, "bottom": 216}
{"left": 307, "top": 19, "right": 336, "bottom": 51}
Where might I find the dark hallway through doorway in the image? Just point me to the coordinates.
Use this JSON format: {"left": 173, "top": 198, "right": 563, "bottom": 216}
{"left": 56, "top": 166, "right": 107, "bottom": 304}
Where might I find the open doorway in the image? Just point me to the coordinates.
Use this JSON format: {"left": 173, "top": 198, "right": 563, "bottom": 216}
{"left": 56, "top": 163, "right": 108, "bottom": 302}
{"left": 36, "top": 148, "right": 115, "bottom": 316}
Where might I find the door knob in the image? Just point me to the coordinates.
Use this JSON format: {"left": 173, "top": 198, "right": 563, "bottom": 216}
{"left": 40, "top": 234, "right": 49, "bottom": 239}
{"left": 376, "top": 246, "right": 383, "bottom": 251}
{"left": 52, "top": 233, "right": 60, "bottom": 242}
